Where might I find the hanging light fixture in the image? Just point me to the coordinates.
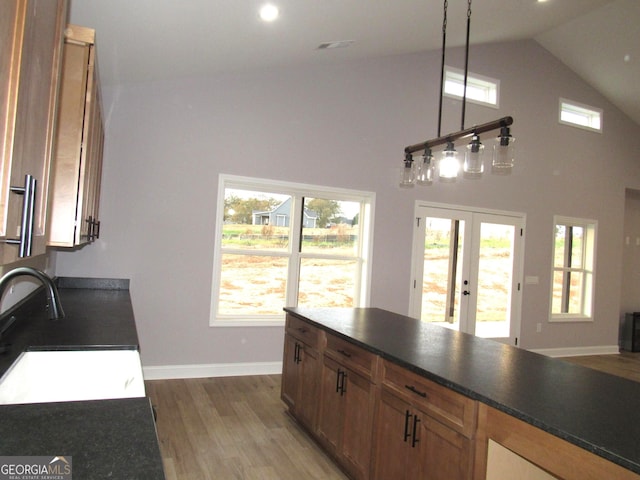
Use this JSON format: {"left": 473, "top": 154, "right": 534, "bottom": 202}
{"left": 400, "top": 0, "right": 514, "bottom": 187}
{"left": 492, "top": 126, "right": 515, "bottom": 173}
{"left": 416, "top": 149, "right": 435, "bottom": 185}
{"left": 464, "top": 134, "right": 484, "bottom": 176}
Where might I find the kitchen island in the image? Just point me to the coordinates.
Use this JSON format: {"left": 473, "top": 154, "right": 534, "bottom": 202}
{"left": 283, "top": 307, "right": 640, "bottom": 480}
{"left": 0, "top": 277, "right": 165, "bottom": 479}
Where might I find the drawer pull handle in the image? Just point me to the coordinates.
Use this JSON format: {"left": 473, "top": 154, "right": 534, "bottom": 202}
{"left": 337, "top": 349, "right": 352, "bottom": 358}
{"left": 405, "top": 384, "right": 427, "bottom": 398}
{"left": 298, "top": 327, "right": 307, "bottom": 334}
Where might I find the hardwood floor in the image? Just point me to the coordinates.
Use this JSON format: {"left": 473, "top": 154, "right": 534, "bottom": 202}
{"left": 559, "top": 351, "right": 640, "bottom": 383}
{"left": 145, "top": 352, "right": 640, "bottom": 479}
{"left": 145, "top": 375, "right": 348, "bottom": 480}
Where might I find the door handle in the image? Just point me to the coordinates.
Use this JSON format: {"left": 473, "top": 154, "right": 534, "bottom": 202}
{"left": 463, "top": 290, "right": 470, "bottom": 295}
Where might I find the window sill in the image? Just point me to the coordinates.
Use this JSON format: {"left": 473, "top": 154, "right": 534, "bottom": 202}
{"left": 549, "top": 315, "right": 594, "bottom": 323}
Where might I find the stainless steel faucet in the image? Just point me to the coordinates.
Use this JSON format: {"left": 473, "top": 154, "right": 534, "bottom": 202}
{"left": 0, "top": 267, "right": 65, "bottom": 320}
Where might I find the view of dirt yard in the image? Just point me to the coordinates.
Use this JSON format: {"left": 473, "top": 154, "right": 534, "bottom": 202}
{"left": 218, "top": 225, "right": 359, "bottom": 315}
{"left": 218, "top": 223, "right": 513, "bottom": 331}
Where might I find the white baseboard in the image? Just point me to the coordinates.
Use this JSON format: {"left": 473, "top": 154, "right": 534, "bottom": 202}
{"left": 143, "top": 361, "right": 283, "bottom": 380}
{"left": 529, "top": 345, "right": 620, "bottom": 358}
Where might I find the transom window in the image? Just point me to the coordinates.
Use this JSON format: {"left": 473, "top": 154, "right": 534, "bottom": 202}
{"left": 559, "top": 98, "right": 602, "bottom": 132}
{"left": 550, "top": 216, "right": 597, "bottom": 321}
{"left": 444, "top": 66, "right": 499, "bottom": 108}
{"left": 210, "top": 175, "right": 375, "bottom": 326}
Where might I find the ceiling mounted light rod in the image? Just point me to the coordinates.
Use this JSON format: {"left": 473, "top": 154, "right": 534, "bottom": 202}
{"left": 461, "top": 0, "right": 472, "bottom": 131}
{"left": 404, "top": 116, "right": 513, "bottom": 154}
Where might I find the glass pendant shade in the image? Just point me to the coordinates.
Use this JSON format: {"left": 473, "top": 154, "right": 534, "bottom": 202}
{"left": 439, "top": 142, "right": 459, "bottom": 180}
{"left": 464, "top": 135, "right": 484, "bottom": 177}
{"left": 492, "top": 126, "right": 515, "bottom": 174}
{"left": 416, "top": 150, "right": 435, "bottom": 185}
{"left": 400, "top": 153, "right": 416, "bottom": 187}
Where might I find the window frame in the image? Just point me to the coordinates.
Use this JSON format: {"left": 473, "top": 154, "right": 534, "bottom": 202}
{"left": 559, "top": 98, "right": 603, "bottom": 133}
{"left": 210, "top": 174, "right": 375, "bottom": 327}
{"left": 443, "top": 66, "right": 499, "bottom": 109}
{"left": 549, "top": 216, "right": 597, "bottom": 322}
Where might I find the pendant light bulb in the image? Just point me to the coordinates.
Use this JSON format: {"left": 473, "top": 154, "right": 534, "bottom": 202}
{"left": 439, "top": 141, "right": 459, "bottom": 181}
{"left": 464, "top": 134, "right": 484, "bottom": 177}
{"left": 400, "top": 152, "right": 416, "bottom": 187}
{"left": 416, "top": 149, "right": 435, "bottom": 185}
{"left": 492, "top": 126, "right": 515, "bottom": 174}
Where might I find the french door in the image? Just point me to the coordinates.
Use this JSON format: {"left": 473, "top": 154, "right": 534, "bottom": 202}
{"left": 409, "top": 204, "right": 524, "bottom": 345}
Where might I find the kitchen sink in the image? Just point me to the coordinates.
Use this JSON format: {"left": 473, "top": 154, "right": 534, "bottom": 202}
{"left": 0, "top": 349, "right": 145, "bottom": 405}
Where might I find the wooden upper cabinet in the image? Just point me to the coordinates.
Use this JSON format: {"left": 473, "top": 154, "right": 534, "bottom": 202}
{"left": 0, "top": 0, "right": 68, "bottom": 264}
{"left": 48, "top": 24, "right": 104, "bottom": 247}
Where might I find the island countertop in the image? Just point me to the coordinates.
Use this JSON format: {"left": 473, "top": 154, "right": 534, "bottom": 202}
{"left": 0, "top": 277, "right": 165, "bottom": 480}
{"left": 284, "top": 306, "right": 640, "bottom": 475}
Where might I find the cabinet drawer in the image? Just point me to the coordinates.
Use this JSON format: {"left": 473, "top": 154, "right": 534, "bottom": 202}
{"left": 382, "top": 360, "right": 477, "bottom": 438}
{"left": 325, "top": 333, "right": 377, "bottom": 379}
{"left": 286, "top": 314, "right": 321, "bottom": 348}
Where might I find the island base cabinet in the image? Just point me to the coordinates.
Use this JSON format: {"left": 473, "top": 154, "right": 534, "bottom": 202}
{"left": 372, "top": 389, "right": 472, "bottom": 480}
{"left": 317, "top": 355, "right": 375, "bottom": 479}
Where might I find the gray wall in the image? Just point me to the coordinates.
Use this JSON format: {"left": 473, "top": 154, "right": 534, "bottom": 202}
{"left": 54, "top": 39, "right": 640, "bottom": 368}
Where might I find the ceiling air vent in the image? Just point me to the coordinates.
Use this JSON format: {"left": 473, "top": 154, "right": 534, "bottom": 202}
{"left": 317, "top": 40, "right": 355, "bottom": 50}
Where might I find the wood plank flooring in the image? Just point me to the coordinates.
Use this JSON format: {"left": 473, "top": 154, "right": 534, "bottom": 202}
{"left": 145, "top": 352, "right": 640, "bottom": 479}
{"left": 145, "top": 375, "right": 348, "bottom": 480}
{"left": 559, "top": 351, "right": 640, "bottom": 383}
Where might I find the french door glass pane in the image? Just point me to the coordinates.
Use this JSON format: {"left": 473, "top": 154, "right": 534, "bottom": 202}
{"left": 218, "top": 254, "right": 288, "bottom": 315}
{"left": 298, "top": 258, "right": 357, "bottom": 308}
{"left": 421, "top": 217, "right": 464, "bottom": 331}
{"left": 475, "top": 223, "right": 514, "bottom": 338}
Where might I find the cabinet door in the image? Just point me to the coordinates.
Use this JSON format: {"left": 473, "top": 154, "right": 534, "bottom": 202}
{"left": 422, "top": 414, "right": 472, "bottom": 480}
{"left": 281, "top": 333, "right": 300, "bottom": 409}
{"left": 318, "top": 355, "right": 346, "bottom": 455}
{"left": 372, "top": 389, "right": 411, "bottom": 480}
{"left": 48, "top": 25, "right": 104, "bottom": 247}
{"left": 1, "top": 0, "right": 67, "bottom": 263}
{"left": 341, "top": 365, "right": 375, "bottom": 480}
{"left": 297, "top": 341, "right": 320, "bottom": 431}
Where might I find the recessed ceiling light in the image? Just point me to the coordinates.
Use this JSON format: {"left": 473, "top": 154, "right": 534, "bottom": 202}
{"left": 259, "top": 4, "right": 279, "bottom": 22}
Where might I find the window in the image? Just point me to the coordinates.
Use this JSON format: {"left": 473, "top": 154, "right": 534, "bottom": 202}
{"left": 210, "top": 175, "right": 375, "bottom": 326}
{"left": 550, "top": 216, "right": 597, "bottom": 321}
{"left": 559, "top": 98, "right": 602, "bottom": 132}
{"left": 444, "top": 66, "right": 499, "bottom": 108}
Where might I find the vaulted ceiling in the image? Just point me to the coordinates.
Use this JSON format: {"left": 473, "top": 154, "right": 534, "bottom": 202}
{"left": 69, "top": 0, "right": 640, "bottom": 125}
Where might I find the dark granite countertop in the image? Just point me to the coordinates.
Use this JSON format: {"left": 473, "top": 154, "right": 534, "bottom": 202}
{"left": 0, "top": 397, "right": 165, "bottom": 479}
{"left": 0, "top": 277, "right": 165, "bottom": 480}
{"left": 285, "top": 307, "right": 640, "bottom": 475}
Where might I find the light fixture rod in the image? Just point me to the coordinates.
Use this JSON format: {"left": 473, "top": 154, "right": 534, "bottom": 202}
{"left": 437, "top": 0, "right": 448, "bottom": 137}
{"left": 461, "top": 0, "right": 472, "bottom": 131}
{"left": 404, "top": 116, "right": 513, "bottom": 154}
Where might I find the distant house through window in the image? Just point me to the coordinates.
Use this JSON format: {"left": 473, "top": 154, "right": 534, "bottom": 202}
{"left": 210, "top": 175, "right": 375, "bottom": 326}
{"left": 444, "top": 66, "right": 499, "bottom": 108}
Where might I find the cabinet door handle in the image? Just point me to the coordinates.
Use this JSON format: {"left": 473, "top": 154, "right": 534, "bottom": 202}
{"left": 412, "top": 415, "right": 420, "bottom": 447}
{"left": 403, "top": 410, "right": 412, "bottom": 442}
{"left": 95, "top": 220, "right": 101, "bottom": 239}
{"left": 405, "top": 384, "right": 427, "bottom": 398}
{"left": 335, "top": 368, "right": 342, "bottom": 393}
{"left": 337, "top": 349, "right": 352, "bottom": 358}
{"left": 340, "top": 370, "right": 347, "bottom": 396}
{"left": 294, "top": 342, "right": 301, "bottom": 364}
{"left": 6, "top": 174, "right": 36, "bottom": 257}
{"left": 336, "top": 369, "right": 347, "bottom": 396}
